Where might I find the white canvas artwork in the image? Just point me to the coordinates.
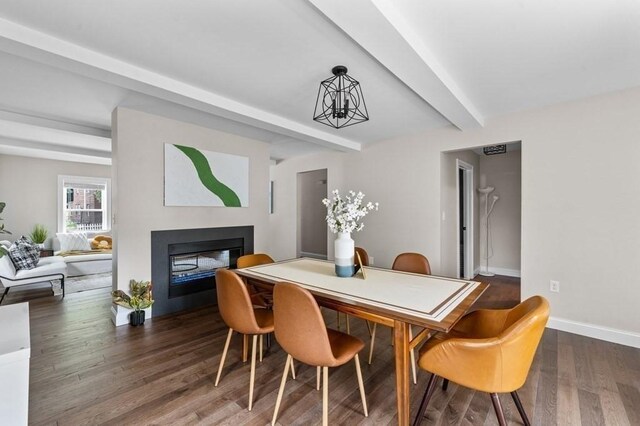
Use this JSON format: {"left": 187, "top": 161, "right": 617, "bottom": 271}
{"left": 164, "top": 144, "right": 249, "bottom": 207}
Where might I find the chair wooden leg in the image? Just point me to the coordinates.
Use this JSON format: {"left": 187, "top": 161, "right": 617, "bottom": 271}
{"left": 290, "top": 359, "right": 296, "bottom": 380}
{"left": 336, "top": 311, "right": 341, "bottom": 330}
{"left": 368, "top": 323, "right": 377, "bottom": 364}
{"left": 271, "top": 354, "right": 292, "bottom": 426}
{"left": 346, "top": 315, "right": 350, "bottom": 334}
{"left": 409, "top": 326, "right": 417, "bottom": 384}
{"left": 215, "top": 328, "right": 233, "bottom": 386}
{"left": 442, "top": 378, "right": 449, "bottom": 391}
{"left": 511, "top": 391, "right": 531, "bottom": 426}
{"left": 322, "top": 366, "right": 329, "bottom": 426}
{"left": 317, "top": 366, "right": 321, "bottom": 390}
{"left": 354, "top": 354, "right": 368, "bottom": 417}
{"left": 259, "top": 334, "right": 263, "bottom": 363}
{"left": 490, "top": 393, "right": 507, "bottom": 426}
{"left": 248, "top": 335, "right": 258, "bottom": 411}
{"left": 366, "top": 320, "right": 372, "bottom": 336}
{"left": 242, "top": 334, "right": 249, "bottom": 362}
{"left": 413, "top": 373, "right": 438, "bottom": 426}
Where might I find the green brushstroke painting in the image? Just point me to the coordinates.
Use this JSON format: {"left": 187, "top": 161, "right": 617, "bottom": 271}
{"left": 173, "top": 144, "right": 242, "bottom": 207}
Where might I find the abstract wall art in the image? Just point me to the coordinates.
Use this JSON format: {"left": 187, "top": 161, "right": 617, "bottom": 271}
{"left": 164, "top": 143, "right": 249, "bottom": 207}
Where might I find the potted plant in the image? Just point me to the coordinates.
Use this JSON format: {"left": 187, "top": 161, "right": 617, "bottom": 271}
{"left": 29, "top": 224, "right": 48, "bottom": 250}
{"left": 112, "top": 280, "right": 154, "bottom": 326}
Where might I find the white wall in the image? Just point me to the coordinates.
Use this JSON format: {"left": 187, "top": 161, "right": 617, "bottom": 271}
{"left": 112, "top": 108, "right": 270, "bottom": 298}
{"left": 269, "top": 152, "right": 345, "bottom": 262}
{"left": 270, "top": 86, "right": 640, "bottom": 346}
{"left": 479, "top": 150, "right": 521, "bottom": 275}
{"left": 0, "top": 155, "right": 111, "bottom": 246}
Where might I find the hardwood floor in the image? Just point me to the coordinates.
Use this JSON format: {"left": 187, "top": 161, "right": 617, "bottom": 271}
{"left": 8, "top": 274, "right": 640, "bottom": 425}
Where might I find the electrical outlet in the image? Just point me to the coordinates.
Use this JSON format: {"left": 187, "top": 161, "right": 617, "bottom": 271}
{"left": 369, "top": 256, "right": 374, "bottom": 266}
{"left": 550, "top": 280, "right": 560, "bottom": 293}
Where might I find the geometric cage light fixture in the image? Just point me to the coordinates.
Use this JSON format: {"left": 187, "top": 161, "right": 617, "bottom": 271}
{"left": 313, "top": 65, "right": 369, "bottom": 129}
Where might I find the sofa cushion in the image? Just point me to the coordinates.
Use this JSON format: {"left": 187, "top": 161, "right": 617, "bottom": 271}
{"left": 8, "top": 236, "right": 40, "bottom": 270}
{"left": 14, "top": 256, "right": 66, "bottom": 279}
{"left": 91, "top": 235, "right": 112, "bottom": 249}
{"left": 0, "top": 251, "right": 17, "bottom": 278}
{"left": 57, "top": 232, "right": 92, "bottom": 252}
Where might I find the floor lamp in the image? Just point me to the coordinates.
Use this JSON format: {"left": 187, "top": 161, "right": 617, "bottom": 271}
{"left": 477, "top": 187, "right": 499, "bottom": 276}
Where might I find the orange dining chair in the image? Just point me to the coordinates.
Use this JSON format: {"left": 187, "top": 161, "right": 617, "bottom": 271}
{"left": 413, "top": 296, "right": 550, "bottom": 426}
{"left": 237, "top": 253, "right": 275, "bottom": 269}
{"left": 271, "top": 282, "right": 368, "bottom": 426}
{"left": 369, "top": 252, "right": 432, "bottom": 385}
{"left": 237, "top": 253, "right": 275, "bottom": 308}
{"left": 213, "top": 269, "right": 276, "bottom": 411}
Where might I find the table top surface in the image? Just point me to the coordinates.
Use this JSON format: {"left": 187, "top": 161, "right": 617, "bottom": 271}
{"left": 236, "top": 258, "right": 487, "bottom": 331}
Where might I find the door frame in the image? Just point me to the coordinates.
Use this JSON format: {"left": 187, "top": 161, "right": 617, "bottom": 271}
{"left": 456, "top": 159, "right": 474, "bottom": 279}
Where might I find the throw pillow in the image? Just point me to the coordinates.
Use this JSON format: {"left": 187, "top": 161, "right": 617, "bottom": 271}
{"left": 8, "top": 236, "right": 40, "bottom": 270}
{"left": 57, "top": 232, "right": 91, "bottom": 252}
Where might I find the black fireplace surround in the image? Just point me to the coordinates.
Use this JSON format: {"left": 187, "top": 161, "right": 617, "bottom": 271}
{"left": 151, "top": 226, "right": 253, "bottom": 317}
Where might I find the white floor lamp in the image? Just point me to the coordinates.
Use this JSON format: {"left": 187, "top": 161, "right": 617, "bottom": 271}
{"left": 477, "top": 186, "right": 499, "bottom": 276}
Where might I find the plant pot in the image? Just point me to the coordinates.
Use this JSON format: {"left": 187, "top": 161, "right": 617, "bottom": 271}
{"left": 129, "top": 310, "right": 145, "bottom": 326}
{"left": 334, "top": 232, "right": 355, "bottom": 277}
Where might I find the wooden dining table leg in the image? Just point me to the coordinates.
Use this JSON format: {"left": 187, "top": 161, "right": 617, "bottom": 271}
{"left": 394, "top": 320, "right": 410, "bottom": 425}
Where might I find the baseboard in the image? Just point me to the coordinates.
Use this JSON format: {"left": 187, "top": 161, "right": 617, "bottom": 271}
{"left": 548, "top": 316, "right": 640, "bottom": 348}
{"left": 111, "top": 305, "right": 152, "bottom": 327}
{"left": 488, "top": 266, "right": 521, "bottom": 277}
{"left": 472, "top": 266, "right": 520, "bottom": 277}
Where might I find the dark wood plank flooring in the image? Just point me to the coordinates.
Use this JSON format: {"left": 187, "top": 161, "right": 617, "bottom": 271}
{"left": 4, "top": 275, "right": 639, "bottom": 425}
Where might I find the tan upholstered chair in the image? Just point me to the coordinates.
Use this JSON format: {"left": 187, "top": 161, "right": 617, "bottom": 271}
{"left": 214, "top": 269, "right": 275, "bottom": 411}
{"left": 369, "top": 252, "right": 432, "bottom": 384}
{"left": 413, "top": 296, "right": 550, "bottom": 426}
{"left": 271, "top": 282, "right": 368, "bottom": 426}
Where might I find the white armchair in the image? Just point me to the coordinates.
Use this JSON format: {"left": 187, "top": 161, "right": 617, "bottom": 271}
{"left": 0, "top": 240, "right": 67, "bottom": 304}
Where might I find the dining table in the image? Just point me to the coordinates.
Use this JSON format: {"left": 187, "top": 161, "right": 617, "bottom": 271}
{"left": 234, "top": 257, "right": 488, "bottom": 425}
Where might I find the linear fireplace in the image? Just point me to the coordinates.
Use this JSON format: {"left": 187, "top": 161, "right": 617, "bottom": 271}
{"left": 151, "top": 226, "right": 253, "bottom": 317}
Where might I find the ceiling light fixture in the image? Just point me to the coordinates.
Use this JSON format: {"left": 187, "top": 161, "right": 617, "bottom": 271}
{"left": 313, "top": 65, "right": 369, "bottom": 129}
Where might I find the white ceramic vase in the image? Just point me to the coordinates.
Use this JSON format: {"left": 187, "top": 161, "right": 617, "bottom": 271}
{"left": 334, "top": 232, "right": 355, "bottom": 277}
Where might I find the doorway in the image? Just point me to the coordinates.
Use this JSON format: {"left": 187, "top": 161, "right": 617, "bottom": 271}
{"left": 457, "top": 160, "right": 474, "bottom": 279}
{"left": 296, "top": 169, "right": 328, "bottom": 259}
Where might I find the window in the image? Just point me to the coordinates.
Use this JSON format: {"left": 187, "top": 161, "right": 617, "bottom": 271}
{"left": 58, "top": 175, "right": 111, "bottom": 233}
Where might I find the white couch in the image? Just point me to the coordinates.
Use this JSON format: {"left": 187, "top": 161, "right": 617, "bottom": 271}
{"left": 0, "top": 240, "right": 67, "bottom": 303}
{"left": 52, "top": 237, "right": 112, "bottom": 277}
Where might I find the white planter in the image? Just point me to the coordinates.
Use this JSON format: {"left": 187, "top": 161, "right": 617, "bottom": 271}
{"left": 334, "top": 232, "right": 355, "bottom": 277}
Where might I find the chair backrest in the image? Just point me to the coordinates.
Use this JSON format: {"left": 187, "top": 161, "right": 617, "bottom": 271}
{"left": 496, "top": 296, "right": 550, "bottom": 391}
{"left": 215, "top": 269, "right": 261, "bottom": 334}
{"left": 392, "top": 252, "right": 431, "bottom": 275}
{"left": 354, "top": 247, "right": 369, "bottom": 267}
{"left": 237, "top": 253, "right": 274, "bottom": 269}
{"left": 273, "top": 282, "right": 336, "bottom": 367}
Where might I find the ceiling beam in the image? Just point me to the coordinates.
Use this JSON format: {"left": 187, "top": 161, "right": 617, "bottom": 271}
{"left": 0, "top": 17, "right": 361, "bottom": 153}
{"left": 308, "top": 0, "right": 483, "bottom": 130}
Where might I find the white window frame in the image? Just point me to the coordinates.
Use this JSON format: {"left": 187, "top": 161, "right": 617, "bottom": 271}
{"left": 57, "top": 175, "right": 111, "bottom": 233}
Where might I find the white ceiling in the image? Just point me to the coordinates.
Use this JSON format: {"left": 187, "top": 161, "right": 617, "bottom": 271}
{"left": 0, "top": 0, "right": 638, "bottom": 164}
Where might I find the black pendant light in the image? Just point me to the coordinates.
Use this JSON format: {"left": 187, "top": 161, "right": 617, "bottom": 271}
{"left": 313, "top": 65, "right": 369, "bottom": 129}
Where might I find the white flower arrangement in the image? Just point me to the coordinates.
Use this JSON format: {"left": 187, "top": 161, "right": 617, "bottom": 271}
{"left": 322, "top": 189, "right": 379, "bottom": 234}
